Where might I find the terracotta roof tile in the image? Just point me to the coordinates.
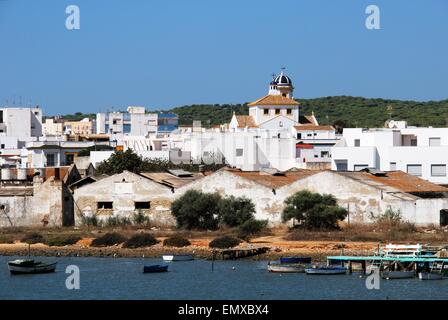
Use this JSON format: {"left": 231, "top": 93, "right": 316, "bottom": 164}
{"left": 339, "top": 171, "right": 448, "bottom": 194}
{"left": 234, "top": 115, "right": 258, "bottom": 128}
{"left": 294, "top": 125, "right": 334, "bottom": 131}
{"left": 247, "top": 95, "right": 299, "bottom": 106}
{"left": 225, "top": 168, "right": 320, "bottom": 189}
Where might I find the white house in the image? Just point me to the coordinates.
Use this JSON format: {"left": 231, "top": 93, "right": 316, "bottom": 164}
{"left": 332, "top": 122, "right": 448, "bottom": 184}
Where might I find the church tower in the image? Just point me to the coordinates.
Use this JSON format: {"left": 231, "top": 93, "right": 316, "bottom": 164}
{"left": 268, "top": 70, "right": 294, "bottom": 98}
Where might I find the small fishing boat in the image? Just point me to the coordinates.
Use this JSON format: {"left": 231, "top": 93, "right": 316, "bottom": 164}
{"left": 267, "top": 262, "right": 306, "bottom": 273}
{"left": 8, "top": 259, "right": 57, "bottom": 275}
{"left": 279, "top": 257, "right": 311, "bottom": 264}
{"left": 419, "top": 272, "right": 443, "bottom": 280}
{"left": 162, "top": 254, "right": 194, "bottom": 261}
{"left": 305, "top": 265, "right": 347, "bottom": 275}
{"left": 381, "top": 270, "right": 415, "bottom": 279}
{"left": 143, "top": 264, "right": 169, "bottom": 273}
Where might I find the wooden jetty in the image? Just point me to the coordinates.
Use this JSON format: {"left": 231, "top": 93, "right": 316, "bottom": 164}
{"left": 213, "top": 247, "right": 270, "bottom": 260}
{"left": 327, "top": 255, "right": 448, "bottom": 275}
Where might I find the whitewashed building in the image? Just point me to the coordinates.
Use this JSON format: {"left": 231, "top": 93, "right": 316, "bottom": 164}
{"left": 332, "top": 121, "right": 448, "bottom": 184}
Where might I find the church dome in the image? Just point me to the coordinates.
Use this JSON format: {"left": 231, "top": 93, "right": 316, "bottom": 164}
{"left": 274, "top": 72, "right": 292, "bottom": 86}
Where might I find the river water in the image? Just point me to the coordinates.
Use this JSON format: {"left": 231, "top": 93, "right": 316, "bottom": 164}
{"left": 0, "top": 256, "right": 446, "bottom": 300}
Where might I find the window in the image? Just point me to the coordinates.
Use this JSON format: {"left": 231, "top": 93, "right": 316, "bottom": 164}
{"left": 0, "top": 144, "right": 4, "bottom": 149}
{"left": 286, "top": 109, "right": 292, "bottom": 115}
{"left": 429, "top": 137, "right": 441, "bottom": 146}
{"left": 407, "top": 164, "right": 422, "bottom": 176}
{"left": 307, "top": 133, "right": 312, "bottom": 137}
{"left": 46, "top": 154, "right": 56, "bottom": 167}
{"left": 431, "top": 164, "right": 446, "bottom": 177}
{"left": 263, "top": 109, "right": 269, "bottom": 115}
{"left": 97, "top": 202, "right": 113, "bottom": 209}
{"left": 354, "top": 139, "right": 361, "bottom": 147}
{"left": 275, "top": 109, "right": 280, "bottom": 115}
{"left": 0, "top": 111, "right": 3, "bottom": 123}
{"left": 321, "top": 151, "right": 329, "bottom": 158}
{"left": 236, "top": 148, "right": 243, "bottom": 157}
{"left": 354, "top": 164, "right": 368, "bottom": 171}
{"left": 297, "top": 133, "right": 302, "bottom": 139}
{"left": 113, "top": 119, "right": 117, "bottom": 125}
{"left": 314, "top": 154, "right": 319, "bottom": 158}
{"left": 411, "top": 139, "right": 417, "bottom": 146}
{"left": 135, "top": 202, "right": 150, "bottom": 209}
{"left": 390, "top": 162, "right": 397, "bottom": 171}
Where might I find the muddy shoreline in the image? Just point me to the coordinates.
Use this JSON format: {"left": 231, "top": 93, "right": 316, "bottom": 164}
{"left": 0, "top": 241, "right": 371, "bottom": 262}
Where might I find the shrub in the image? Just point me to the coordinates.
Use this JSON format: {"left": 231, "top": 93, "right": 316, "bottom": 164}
{"left": 237, "top": 219, "right": 268, "bottom": 239}
{"left": 218, "top": 196, "right": 255, "bottom": 227}
{"left": 123, "top": 233, "right": 159, "bottom": 248}
{"left": 0, "top": 234, "right": 14, "bottom": 244}
{"left": 163, "top": 235, "right": 191, "bottom": 247}
{"left": 45, "top": 235, "right": 82, "bottom": 246}
{"left": 81, "top": 215, "right": 100, "bottom": 227}
{"left": 105, "top": 215, "right": 131, "bottom": 227}
{"left": 209, "top": 236, "right": 241, "bottom": 249}
{"left": 282, "top": 190, "right": 347, "bottom": 230}
{"left": 132, "top": 211, "right": 150, "bottom": 225}
{"left": 91, "top": 232, "right": 127, "bottom": 247}
{"left": 171, "top": 190, "right": 221, "bottom": 230}
{"left": 21, "top": 232, "right": 45, "bottom": 244}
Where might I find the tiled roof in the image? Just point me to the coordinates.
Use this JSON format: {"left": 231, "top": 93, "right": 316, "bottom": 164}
{"left": 224, "top": 168, "right": 320, "bottom": 189}
{"left": 294, "top": 125, "right": 334, "bottom": 131}
{"left": 338, "top": 171, "right": 448, "bottom": 194}
{"left": 234, "top": 115, "right": 258, "bottom": 128}
{"left": 299, "top": 115, "right": 318, "bottom": 125}
{"left": 247, "top": 95, "right": 299, "bottom": 106}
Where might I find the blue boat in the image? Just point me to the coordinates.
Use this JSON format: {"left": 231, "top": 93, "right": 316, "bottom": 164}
{"left": 280, "top": 257, "right": 312, "bottom": 264}
{"left": 143, "top": 264, "right": 169, "bottom": 273}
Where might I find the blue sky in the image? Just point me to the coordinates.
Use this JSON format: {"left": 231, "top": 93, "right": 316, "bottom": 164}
{"left": 0, "top": 0, "right": 447, "bottom": 115}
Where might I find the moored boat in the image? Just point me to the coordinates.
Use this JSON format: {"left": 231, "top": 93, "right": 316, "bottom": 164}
{"left": 279, "top": 257, "right": 311, "bottom": 264}
{"left": 162, "top": 254, "right": 194, "bottom": 261}
{"left": 381, "top": 270, "right": 415, "bottom": 279}
{"left": 418, "top": 272, "right": 443, "bottom": 280}
{"left": 8, "top": 259, "right": 57, "bottom": 275}
{"left": 267, "top": 262, "right": 306, "bottom": 273}
{"left": 305, "top": 265, "right": 347, "bottom": 275}
{"left": 143, "top": 264, "right": 169, "bottom": 273}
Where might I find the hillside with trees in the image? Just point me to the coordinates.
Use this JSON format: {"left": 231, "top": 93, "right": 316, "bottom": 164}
{"left": 54, "top": 96, "right": 448, "bottom": 129}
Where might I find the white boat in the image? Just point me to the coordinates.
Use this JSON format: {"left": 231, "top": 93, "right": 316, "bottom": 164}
{"left": 305, "top": 265, "right": 347, "bottom": 275}
{"left": 419, "top": 272, "right": 444, "bottom": 280}
{"left": 162, "top": 254, "right": 194, "bottom": 261}
{"left": 8, "top": 259, "right": 57, "bottom": 274}
{"left": 381, "top": 270, "right": 415, "bottom": 279}
{"left": 267, "top": 262, "right": 306, "bottom": 273}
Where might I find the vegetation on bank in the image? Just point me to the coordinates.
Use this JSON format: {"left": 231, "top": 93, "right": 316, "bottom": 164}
{"left": 163, "top": 235, "right": 191, "bottom": 247}
{"left": 90, "top": 232, "right": 127, "bottom": 247}
{"left": 123, "top": 233, "right": 159, "bottom": 248}
{"left": 209, "top": 236, "right": 241, "bottom": 249}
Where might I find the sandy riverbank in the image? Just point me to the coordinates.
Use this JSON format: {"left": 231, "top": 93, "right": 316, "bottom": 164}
{"left": 0, "top": 235, "right": 380, "bottom": 261}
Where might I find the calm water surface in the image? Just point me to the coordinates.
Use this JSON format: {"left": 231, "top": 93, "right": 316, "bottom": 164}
{"left": 0, "top": 256, "right": 446, "bottom": 300}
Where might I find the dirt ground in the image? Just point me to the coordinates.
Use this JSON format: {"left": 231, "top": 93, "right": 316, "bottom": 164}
{"left": 0, "top": 231, "right": 380, "bottom": 261}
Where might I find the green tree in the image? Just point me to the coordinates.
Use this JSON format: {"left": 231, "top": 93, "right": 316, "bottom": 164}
{"left": 218, "top": 195, "right": 255, "bottom": 227}
{"left": 282, "top": 190, "right": 347, "bottom": 230}
{"left": 171, "top": 190, "right": 222, "bottom": 230}
{"left": 96, "top": 149, "right": 143, "bottom": 175}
